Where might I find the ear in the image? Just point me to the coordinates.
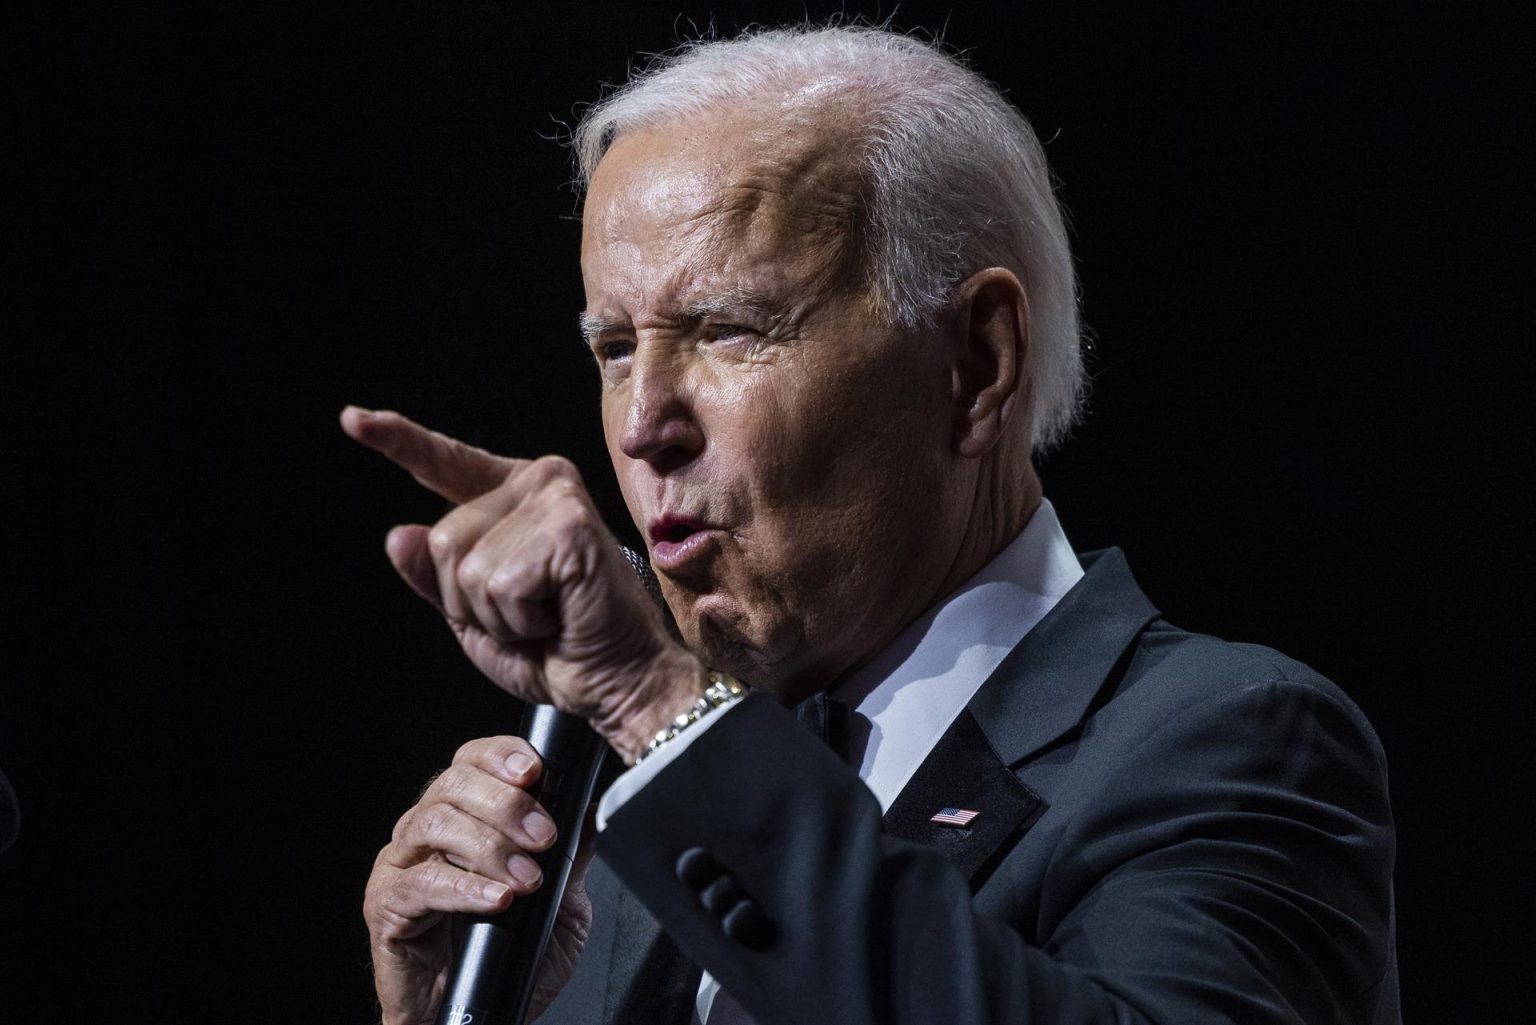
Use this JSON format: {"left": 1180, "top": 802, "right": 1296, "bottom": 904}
{"left": 951, "top": 268, "right": 1029, "bottom": 458}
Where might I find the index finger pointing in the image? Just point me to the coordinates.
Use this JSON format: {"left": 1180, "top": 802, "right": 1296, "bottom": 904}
{"left": 340, "top": 406, "right": 526, "bottom": 504}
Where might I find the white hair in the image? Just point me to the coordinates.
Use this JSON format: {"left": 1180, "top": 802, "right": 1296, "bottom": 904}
{"left": 572, "top": 25, "right": 1085, "bottom": 453}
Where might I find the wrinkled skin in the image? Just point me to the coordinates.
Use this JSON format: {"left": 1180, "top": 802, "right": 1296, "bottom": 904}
{"left": 346, "top": 411, "right": 704, "bottom": 1025}
{"left": 362, "top": 735, "right": 583, "bottom": 1025}
{"left": 352, "top": 98, "right": 1039, "bottom": 1025}
{"left": 584, "top": 111, "right": 1033, "bottom": 705}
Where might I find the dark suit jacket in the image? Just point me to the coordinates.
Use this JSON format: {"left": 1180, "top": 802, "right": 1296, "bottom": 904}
{"left": 540, "top": 549, "right": 1400, "bottom": 1024}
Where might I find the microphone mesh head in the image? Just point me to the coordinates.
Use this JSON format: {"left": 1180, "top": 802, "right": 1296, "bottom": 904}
{"left": 620, "top": 545, "right": 664, "bottom": 609}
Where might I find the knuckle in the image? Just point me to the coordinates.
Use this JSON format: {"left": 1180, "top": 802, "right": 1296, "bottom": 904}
{"left": 451, "top": 870, "right": 482, "bottom": 900}
{"left": 365, "top": 869, "right": 405, "bottom": 920}
{"left": 411, "top": 859, "right": 448, "bottom": 894}
{"left": 467, "top": 823, "right": 505, "bottom": 861}
{"left": 534, "top": 454, "right": 581, "bottom": 484}
{"left": 453, "top": 737, "right": 490, "bottom": 764}
{"left": 456, "top": 554, "right": 489, "bottom": 591}
{"left": 485, "top": 568, "right": 521, "bottom": 603}
{"left": 532, "top": 467, "right": 587, "bottom": 509}
{"left": 490, "top": 784, "right": 531, "bottom": 826}
{"left": 564, "top": 512, "right": 599, "bottom": 545}
{"left": 551, "top": 491, "right": 591, "bottom": 527}
{"left": 434, "top": 765, "right": 473, "bottom": 802}
{"left": 544, "top": 491, "right": 597, "bottom": 535}
{"left": 427, "top": 527, "right": 457, "bottom": 557}
{"left": 416, "top": 803, "right": 456, "bottom": 846}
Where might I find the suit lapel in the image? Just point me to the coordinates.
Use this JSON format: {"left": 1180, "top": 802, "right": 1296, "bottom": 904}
{"left": 594, "top": 548, "right": 1158, "bottom": 1018}
{"left": 882, "top": 707, "right": 1041, "bottom": 887}
{"left": 882, "top": 548, "right": 1159, "bottom": 885}
{"left": 968, "top": 548, "right": 1158, "bottom": 767}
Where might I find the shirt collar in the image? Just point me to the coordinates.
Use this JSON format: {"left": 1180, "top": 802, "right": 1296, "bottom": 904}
{"left": 832, "top": 498, "right": 1084, "bottom": 811}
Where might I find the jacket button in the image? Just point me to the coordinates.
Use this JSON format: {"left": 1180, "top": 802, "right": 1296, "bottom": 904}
{"left": 700, "top": 875, "right": 743, "bottom": 915}
{"left": 675, "top": 846, "right": 721, "bottom": 890}
{"left": 722, "top": 899, "right": 775, "bottom": 949}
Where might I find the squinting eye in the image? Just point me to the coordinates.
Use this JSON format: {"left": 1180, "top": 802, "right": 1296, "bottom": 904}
{"left": 598, "top": 340, "right": 635, "bottom": 362}
{"left": 707, "top": 324, "right": 752, "bottom": 341}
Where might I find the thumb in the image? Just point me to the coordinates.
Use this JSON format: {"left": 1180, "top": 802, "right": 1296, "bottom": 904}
{"left": 341, "top": 406, "right": 525, "bottom": 504}
{"left": 385, "top": 524, "right": 443, "bottom": 609}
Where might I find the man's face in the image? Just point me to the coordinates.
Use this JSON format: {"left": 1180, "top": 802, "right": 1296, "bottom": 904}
{"left": 580, "top": 112, "right": 968, "bottom": 700}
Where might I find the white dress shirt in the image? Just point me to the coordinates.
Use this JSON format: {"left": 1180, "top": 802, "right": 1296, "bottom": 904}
{"left": 596, "top": 499, "right": 1084, "bottom": 1024}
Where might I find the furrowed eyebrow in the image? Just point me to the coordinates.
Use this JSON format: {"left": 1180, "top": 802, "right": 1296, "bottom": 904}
{"left": 681, "top": 287, "right": 783, "bottom": 323}
{"left": 578, "top": 311, "right": 628, "bottom": 346}
{"left": 578, "top": 288, "right": 788, "bottom": 346}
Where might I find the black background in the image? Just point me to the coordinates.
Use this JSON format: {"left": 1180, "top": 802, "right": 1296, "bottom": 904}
{"left": 3, "top": 2, "right": 1529, "bottom": 1021}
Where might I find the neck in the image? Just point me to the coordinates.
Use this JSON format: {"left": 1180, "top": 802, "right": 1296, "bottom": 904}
{"left": 934, "top": 456, "right": 1042, "bottom": 606}
{"left": 769, "top": 446, "right": 1044, "bottom": 706}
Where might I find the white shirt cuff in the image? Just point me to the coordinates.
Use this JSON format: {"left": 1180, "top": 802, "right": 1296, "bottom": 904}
{"left": 595, "top": 699, "right": 741, "bottom": 831}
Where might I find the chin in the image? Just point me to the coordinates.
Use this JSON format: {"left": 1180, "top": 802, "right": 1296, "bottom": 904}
{"left": 690, "top": 608, "right": 760, "bottom": 674}
{"left": 691, "top": 612, "right": 821, "bottom": 707}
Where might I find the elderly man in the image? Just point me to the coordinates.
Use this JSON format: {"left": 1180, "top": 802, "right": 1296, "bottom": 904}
{"left": 346, "top": 25, "right": 1398, "bottom": 1025}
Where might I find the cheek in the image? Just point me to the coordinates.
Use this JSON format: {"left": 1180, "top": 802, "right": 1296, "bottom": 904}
{"left": 743, "top": 352, "right": 947, "bottom": 504}
{"left": 710, "top": 369, "right": 844, "bottom": 501}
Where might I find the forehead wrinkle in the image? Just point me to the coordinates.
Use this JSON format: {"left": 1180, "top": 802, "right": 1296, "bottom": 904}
{"left": 721, "top": 135, "right": 867, "bottom": 292}
{"left": 582, "top": 259, "right": 729, "bottom": 336}
{"left": 583, "top": 108, "right": 874, "bottom": 332}
{"left": 720, "top": 168, "right": 859, "bottom": 237}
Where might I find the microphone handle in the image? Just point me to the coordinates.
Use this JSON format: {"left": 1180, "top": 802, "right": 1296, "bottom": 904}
{"left": 435, "top": 703, "right": 609, "bottom": 1025}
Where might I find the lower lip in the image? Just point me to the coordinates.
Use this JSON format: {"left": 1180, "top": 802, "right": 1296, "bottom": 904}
{"left": 651, "top": 529, "right": 725, "bottom": 571}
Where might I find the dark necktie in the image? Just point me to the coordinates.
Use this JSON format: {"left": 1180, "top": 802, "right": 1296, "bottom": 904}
{"left": 794, "top": 691, "right": 850, "bottom": 761}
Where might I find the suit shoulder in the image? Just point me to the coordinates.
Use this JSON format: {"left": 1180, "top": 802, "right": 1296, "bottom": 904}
{"left": 1107, "top": 618, "right": 1386, "bottom": 763}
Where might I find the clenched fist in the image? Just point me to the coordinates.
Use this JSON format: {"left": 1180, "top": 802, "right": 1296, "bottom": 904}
{"left": 340, "top": 406, "right": 705, "bottom": 761}
{"left": 344, "top": 406, "right": 710, "bottom": 1022}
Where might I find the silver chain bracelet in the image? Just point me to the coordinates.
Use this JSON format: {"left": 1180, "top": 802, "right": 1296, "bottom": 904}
{"left": 635, "top": 670, "right": 748, "bottom": 764}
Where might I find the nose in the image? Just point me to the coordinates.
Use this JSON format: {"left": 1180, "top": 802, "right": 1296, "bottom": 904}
{"left": 616, "top": 344, "right": 705, "bottom": 473}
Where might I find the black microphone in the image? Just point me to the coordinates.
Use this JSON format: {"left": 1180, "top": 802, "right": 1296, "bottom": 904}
{"left": 434, "top": 546, "right": 663, "bottom": 1025}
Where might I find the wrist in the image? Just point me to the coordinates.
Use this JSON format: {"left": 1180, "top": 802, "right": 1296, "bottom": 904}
{"left": 595, "top": 648, "right": 712, "bottom": 764}
{"left": 632, "top": 670, "right": 748, "bottom": 765}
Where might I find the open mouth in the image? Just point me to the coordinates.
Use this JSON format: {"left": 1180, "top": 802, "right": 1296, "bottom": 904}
{"left": 648, "top": 515, "right": 721, "bottom": 570}
{"left": 655, "top": 521, "right": 702, "bottom": 544}
{"left": 649, "top": 515, "right": 711, "bottom": 545}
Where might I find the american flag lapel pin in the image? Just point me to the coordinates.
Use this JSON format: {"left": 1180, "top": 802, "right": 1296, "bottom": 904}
{"left": 930, "top": 807, "right": 980, "bottom": 828}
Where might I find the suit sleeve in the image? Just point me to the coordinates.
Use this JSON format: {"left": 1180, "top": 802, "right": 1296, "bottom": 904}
{"left": 594, "top": 680, "right": 1396, "bottom": 1025}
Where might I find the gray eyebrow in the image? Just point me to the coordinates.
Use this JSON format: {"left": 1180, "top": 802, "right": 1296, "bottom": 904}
{"left": 578, "top": 311, "right": 627, "bottom": 345}
{"left": 680, "top": 287, "right": 783, "bottom": 322}
{"left": 578, "top": 287, "right": 789, "bottom": 347}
